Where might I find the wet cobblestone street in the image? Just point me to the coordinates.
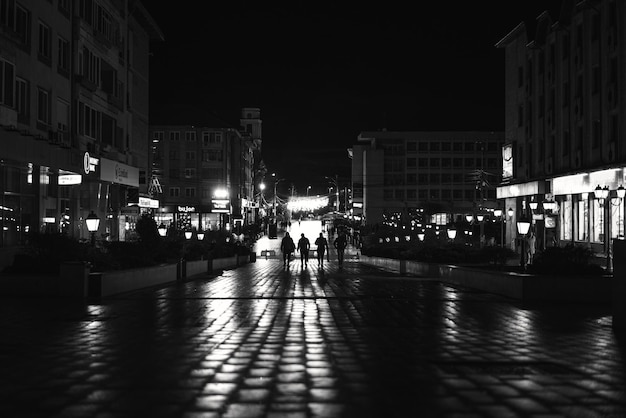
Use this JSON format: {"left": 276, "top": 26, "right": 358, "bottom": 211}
{"left": 1, "top": 257, "right": 624, "bottom": 417}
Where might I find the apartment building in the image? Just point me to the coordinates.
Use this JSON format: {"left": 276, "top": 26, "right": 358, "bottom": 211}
{"left": 350, "top": 131, "right": 504, "bottom": 228}
{"left": 496, "top": 0, "right": 626, "bottom": 264}
{"left": 149, "top": 107, "right": 260, "bottom": 233}
{"left": 0, "top": 0, "right": 162, "bottom": 256}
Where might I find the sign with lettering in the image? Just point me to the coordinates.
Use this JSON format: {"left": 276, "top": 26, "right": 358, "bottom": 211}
{"left": 100, "top": 158, "right": 139, "bottom": 187}
{"left": 211, "top": 199, "right": 230, "bottom": 213}
{"left": 177, "top": 205, "right": 196, "bottom": 213}
{"left": 83, "top": 152, "right": 99, "bottom": 174}
{"left": 139, "top": 197, "right": 159, "bottom": 208}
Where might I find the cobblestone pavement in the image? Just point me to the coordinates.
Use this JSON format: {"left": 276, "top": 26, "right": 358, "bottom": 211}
{"left": 1, "top": 252, "right": 625, "bottom": 417}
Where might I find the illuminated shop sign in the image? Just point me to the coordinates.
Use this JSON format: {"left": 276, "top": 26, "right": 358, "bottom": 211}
{"left": 83, "top": 152, "right": 99, "bottom": 174}
{"left": 58, "top": 174, "right": 82, "bottom": 185}
{"left": 211, "top": 199, "right": 230, "bottom": 213}
{"left": 138, "top": 197, "right": 159, "bottom": 208}
{"left": 502, "top": 144, "right": 513, "bottom": 180}
{"left": 100, "top": 158, "right": 139, "bottom": 187}
{"left": 177, "top": 205, "right": 196, "bottom": 213}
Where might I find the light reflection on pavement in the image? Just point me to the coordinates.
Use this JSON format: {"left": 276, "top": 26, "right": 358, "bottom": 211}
{"left": 0, "top": 229, "right": 624, "bottom": 417}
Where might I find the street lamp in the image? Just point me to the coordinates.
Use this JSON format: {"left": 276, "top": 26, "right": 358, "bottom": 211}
{"left": 158, "top": 223, "right": 167, "bottom": 237}
{"left": 197, "top": 230, "right": 205, "bottom": 241}
{"left": 85, "top": 211, "right": 100, "bottom": 246}
{"left": 516, "top": 215, "right": 531, "bottom": 270}
{"left": 447, "top": 227, "right": 457, "bottom": 241}
{"left": 307, "top": 185, "right": 312, "bottom": 197}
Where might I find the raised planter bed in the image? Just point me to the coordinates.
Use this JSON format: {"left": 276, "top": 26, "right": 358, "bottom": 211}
{"left": 360, "top": 255, "right": 611, "bottom": 303}
{"left": 1, "top": 254, "right": 252, "bottom": 298}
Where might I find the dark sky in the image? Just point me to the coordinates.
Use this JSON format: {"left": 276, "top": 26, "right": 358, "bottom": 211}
{"left": 144, "top": 1, "right": 564, "bottom": 194}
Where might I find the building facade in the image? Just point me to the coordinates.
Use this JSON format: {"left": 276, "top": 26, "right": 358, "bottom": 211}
{"left": 149, "top": 107, "right": 260, "bottom": 234}
{"left": 350, "top": 131, "right": 504, "bottom": 234}
{"left": 0, "top": 0, "right": 161, "bottom": 257}
{"left": 496, "top": 0, "right": 626, "bottom": 266}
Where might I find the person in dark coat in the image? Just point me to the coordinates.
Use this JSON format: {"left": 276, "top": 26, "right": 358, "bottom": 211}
{"left": 314, "top": 232, "right": 329, "bottom": 267}
{"left": 280, "top": 232, "right": 295, "bottom": 267}
{"left": 334, "top": 230, "right": 348, "bottom": 267}
{"left": 297, "top": 233, "right": 310, "bottom": 267}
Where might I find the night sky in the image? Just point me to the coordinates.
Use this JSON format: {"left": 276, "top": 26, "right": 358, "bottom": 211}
{"left": 144, "top": 1, "right": 564, "bottom": 193}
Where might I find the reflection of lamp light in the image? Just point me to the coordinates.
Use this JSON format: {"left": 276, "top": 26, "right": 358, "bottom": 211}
{"left": 184, "top": 230, "right": 193, "bottom": 240}
{"left": 158, "top": 223, "right": 167, "bottom": 237}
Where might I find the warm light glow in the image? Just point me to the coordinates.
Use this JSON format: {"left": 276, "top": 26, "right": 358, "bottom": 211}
{"left": 447, "top": 229, "right": 457, "bottom": 239}
{"left": 287, "top": 196, "right": 329, "bottom": 212}
{"left": 516, "top": 219, "right": 531, "bottom": 235}
{"left": 85, "top": 211, "right": 100, "bottom": 232}
{"left": 214, "top": 188, "right": 229, "bottom": 198}
{"left": 494, "top": 209, "right": 503, "bottom": 217}
{"left": 158, "top": 223, "right": 167, "bottom": 237}
{"left": 529, "top": 201, "right": 538, "bottom": 210}
{"left": 476, "top": 214, "right": 485, "bottom": 222}
{"left": 465, "top": 214, "right": 473, "bottom": 223}
{"left": 197, "top": 232, "right": 205, "bottom": 240}
{"left": 185, "top": 231, "right": 193, "bottom": 239}
{"left": 507, "top": 207, "right": 514, "bottom": 218}
{"left": 618, "top": 185, "right": 626, "bottom": 199}
{"left": 259, "top": 183, "right": 266, "bottom": 191}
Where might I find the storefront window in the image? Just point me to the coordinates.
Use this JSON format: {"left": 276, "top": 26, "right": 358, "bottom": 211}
{"left": 560, "top": 196, "right": 572, "bottom": 241}
{"left": 591, "top": 199, "right": 603, "bottom": 243}
{"left": 576, "top": 197, "right": 589, "bottom": 241}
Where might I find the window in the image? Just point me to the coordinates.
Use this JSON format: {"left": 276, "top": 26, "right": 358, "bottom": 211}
{"left": 464, "top": 142, "right": 474, "bottom": 152}
{"left": 185, "top": 188, "right": 196, "bottom": 198}
{"left": 81, "top": 47, "right": 101, "bottom": 85}
{"left": 169, "top": 131, "right": 180, "bottom": 141}
{"left": 185, "top": 131, "right": 196, "bottom": 141}
{"left": 453, "top": 158, "right": 462, "bottom": 168}
{"left": 185, "top": 151, "right": 196, "bottom": 160}
{"left": 406, "top": 173, "right": 416, "bottom": 184}
{"left": 406, "top": 158, "right": 416, "bottom": 169}
{"left": 576, "top": 197, "right": 589, "bottom": 241}
{"left": 57, "top": 37, "right": 70, "bottom": 74}
{"left": 57, "top": 99, "right": 69, "bottom": 135}
{"left": 0, "top": 58, "right": 15, "bottom": 107}
{"left": 394, "top": 190, "right": 404, "bottom": 201}
{"left": 38, "top": 21, "right": 51, "bottom": 61}
{"left": 37, "top": 87, "right": 50, "bottom": 125}
{"left": 407, "top": 141, "right": 416, "bottom": 153}
{"left": 429, "top": 142, "right": 440, "bottom": 152}
{"left": 168, "top": 150, "right": 178, "bottom": 160}
{"left": 407, "top": 189, "right": 416, "bottom": 200}
{"left": 169, "top": 187, "right": 180, "bottom": 198}
{"left": 441, "top": 142, "right": 451, "bottom": 152}
{"left": 15, "top": 77, "right": 28, "bottom": 121}
{"left": 418, "top": 142, "right": 428, "bottom": 152}
{"left": 94, "top": 2, "right": 113, "bottom": 41}
{"left": 383, "top": 189, "right": 393, "bottom": 200}
{"left": 430, "top": 158, "right": 439, "bottom": 168}
{"left": 184, "top": 168, "right": 196, "bottom": 178}
{"left": 152, "top": 131, "right": 164, "bottom": 141}
{"left": 418, "top": 158, "right": 428, "bottom": 167}
{"left": 78, "top": 102, "right": 101, "bottom": 139}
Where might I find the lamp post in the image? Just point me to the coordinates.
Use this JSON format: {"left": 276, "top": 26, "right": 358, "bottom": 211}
{"left": 516, "top": 215, "right": 531, "bottom": 270}
{"left": 272, "top": 173, "right": 284, "bottom": 224}
{"left": 447, "top": 227, "right": 457, "bottom": 242}
{"left": 307, "top": 185, "right": 312, "bottom": 197}
{"left": 595, "top": 184, "right": 626, "bottom": 272}
{"left": 85, "top": 211, "right": 100, "bottom": 247}
{"left": 494, "top": 209, "right": 504, "bottom": 247}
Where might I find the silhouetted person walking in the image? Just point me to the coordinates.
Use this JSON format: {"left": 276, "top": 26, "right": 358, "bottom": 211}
{"left": 334, "top": 230, "right": 348, "bottom": 268}
{"left": 297, "top": 233, "right": 310, "bottom": 268}
{"left": 314, "top": 232, "right": 328, "bottom": 267}
{"left": 281, "top": 232, "right": 295, "bottom": 267}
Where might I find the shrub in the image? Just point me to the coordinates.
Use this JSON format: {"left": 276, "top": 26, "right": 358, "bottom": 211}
{"left": 528, "top": 244, "right": 605, "bottom": 276}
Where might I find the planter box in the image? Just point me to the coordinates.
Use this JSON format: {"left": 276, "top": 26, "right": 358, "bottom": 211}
{"left": 360, "top": 255, "right": 610, "bottom": 303}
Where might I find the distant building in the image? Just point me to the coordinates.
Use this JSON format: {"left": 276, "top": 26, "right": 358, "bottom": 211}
{"left": 496, "top": 0, "right": 626, "bottom": 265}
{"left": 0, "top": 0, "right": 162, "bottom": 255}
{"left": 350, "top": 131, "right": 504, "bottom": 230}
{"left": 149, "top": 106, "right": 260, "bottom": 232}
